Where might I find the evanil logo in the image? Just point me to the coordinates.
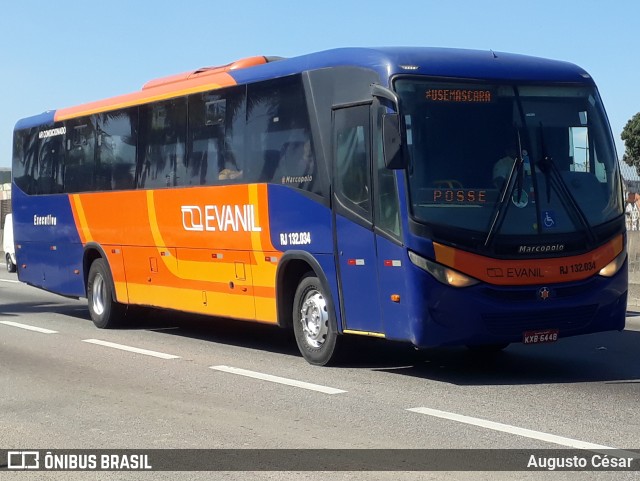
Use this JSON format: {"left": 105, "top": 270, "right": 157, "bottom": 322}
{"left": 181, "top": 204, "right": 262, "bottom": 232}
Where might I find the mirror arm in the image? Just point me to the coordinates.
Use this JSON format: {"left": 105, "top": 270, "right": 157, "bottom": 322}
{"left": 371, "top": 84, "right": 400, "bottom": 108}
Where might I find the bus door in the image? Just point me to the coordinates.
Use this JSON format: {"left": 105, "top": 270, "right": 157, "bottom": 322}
{"left": 332, "top": 104, "right": 383, "bottom": 333}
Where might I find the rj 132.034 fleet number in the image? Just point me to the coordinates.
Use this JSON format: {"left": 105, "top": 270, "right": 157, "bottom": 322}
{"left": 279, "top": 232, "right": 312, "bottom": 246}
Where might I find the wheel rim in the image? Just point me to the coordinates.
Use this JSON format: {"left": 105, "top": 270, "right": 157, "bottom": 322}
{"left": 91, "top": 273, "right": 106, "bottom": 316}
{"left": 299, "top": 288, "right": 329, "bottom": 348}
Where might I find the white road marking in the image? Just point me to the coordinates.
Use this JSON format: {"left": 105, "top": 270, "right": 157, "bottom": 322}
{"left": 82, "top": 339, "right": 180, "bottom": 359}
{"left": 407, "top": 406, "right": 639, "bottom": 458}
{"left": 0, "top": 320, "right": 58, "bottom": 334}
{"left": 0, "top": 279, "right": 20, "bottom": 284}
{"left": 210, "top": 365, "right": 347, "bottom": 395}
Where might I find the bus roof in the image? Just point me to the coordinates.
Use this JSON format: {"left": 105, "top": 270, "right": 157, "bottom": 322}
{"left": 15, "top": 47, "right": 592, "bottom": 130}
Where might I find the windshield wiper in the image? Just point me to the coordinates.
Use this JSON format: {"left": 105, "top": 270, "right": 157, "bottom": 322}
{"left": 484, "top": 132, "right": 524, "bottom": 249}
{"left": 537, "top": 123, "right": 597, "bottom": 245}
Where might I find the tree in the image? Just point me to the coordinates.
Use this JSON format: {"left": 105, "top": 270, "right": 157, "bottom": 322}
{"left": 622, "top": 112, "right": 640, "bottom": 174}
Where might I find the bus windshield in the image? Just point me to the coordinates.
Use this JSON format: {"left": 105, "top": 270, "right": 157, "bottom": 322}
{"left": 397, "top": 80, "right": 624, "bottom": 245}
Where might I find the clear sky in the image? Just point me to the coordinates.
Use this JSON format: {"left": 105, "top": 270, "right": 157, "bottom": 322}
{"left": 1, "top": 0, "right": 638, "bottom": 169}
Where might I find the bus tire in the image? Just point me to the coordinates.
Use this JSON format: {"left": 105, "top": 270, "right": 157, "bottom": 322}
{"left": 87, "top": 258, "right": 125, "bottom": 329}
{"left": 6, "top": 254, "right": 16, "bottom": 273}
{"left": 292, "top": 274, "right": 341, "bottom": 366}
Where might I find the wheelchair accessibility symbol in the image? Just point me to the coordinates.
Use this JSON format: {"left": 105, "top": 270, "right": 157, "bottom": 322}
{"left": 542, "top": 211, "right": 555, "bottom": 228}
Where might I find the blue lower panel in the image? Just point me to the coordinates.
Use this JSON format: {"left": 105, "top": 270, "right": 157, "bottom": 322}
{"left": 13, "top": 188, "right": 86, "bottom": 297}
{"left": 17, "top": 242, "right": 85, "bottom": 297}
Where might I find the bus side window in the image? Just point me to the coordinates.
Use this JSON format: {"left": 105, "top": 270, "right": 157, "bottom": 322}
{"left": 335, "top": 116, "right": 371, "bottom": 219}
{"left": 38, "top": 133, "right": 65, "bottom": 194}
{"left": 187, "top": 88, "right": 245, "bottom": 185}
{"left": 246, "top": 75, "right": 321, "bottom": 195}
{"left": 137, "top": 98, "right": 186, "bottom": 189}
{"left": 334, "top": 105, "right": 372, "bottom": 219}
{"left": 12, "top": 128, "right": 40, "bottom": 195}
{"left": 64, "top": 118, "right": 96, "bottom": 193}
{"left": 96, "top": 108, "right": 137, "bottom": 191}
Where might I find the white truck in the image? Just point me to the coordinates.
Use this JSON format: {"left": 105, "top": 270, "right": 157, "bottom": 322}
{"left": 3, "top": 213, "right": 16, "bottom": 273}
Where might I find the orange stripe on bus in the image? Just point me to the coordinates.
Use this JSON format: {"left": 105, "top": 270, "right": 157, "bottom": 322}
{"left": 55, "top": 72, "right": 238, "bottom": 121}
{"left": 69, "top": 194, "right": 93, "bottom": 243}
{"left": 124, "top": 276, "right": 274, "bottom": 299}
{"left": 433, "top": 235, "right": 624, "bottom": 286}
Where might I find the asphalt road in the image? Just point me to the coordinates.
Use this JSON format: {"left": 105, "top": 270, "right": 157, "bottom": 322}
{"left": 1, "top": 264, "right": 640, "bottom": 480}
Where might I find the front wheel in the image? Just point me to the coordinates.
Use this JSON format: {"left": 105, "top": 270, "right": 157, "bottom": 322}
{"left": 87, "top": 258, "right": 125, "bottom": 329}
{"left": 292, "top": 274, "right": 341, "bottom": 366}
{"left": 6, "top": 254, "right": 16, "bottom": 273}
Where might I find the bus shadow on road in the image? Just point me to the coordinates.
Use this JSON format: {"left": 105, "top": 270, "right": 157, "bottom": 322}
{"left": 0, "top": 301, "right": 90, "bottom": 321}
{"left": 134, "top": 310, "right": 640, "bottom": 384}
{"left": 127, "top": 307, "right": 301, "bottom": 358}
{"left": 367, "top": 329, "right": 640, "bottom": 386}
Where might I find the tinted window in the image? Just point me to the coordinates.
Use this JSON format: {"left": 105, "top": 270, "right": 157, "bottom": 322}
{"left": 65, "top": 117, "right": 96, "bottom": 193}
{"left": 334, "top": 105, "right": 371, "bottom": 219}
{"left": 138, "top": 98, "right": 186, "bottom": 189}
{"left": 96, "top": 108, "right": 138, "bottom": 190}
{"left": 246, "top": 76, "right": 320, "bottom": 194}
{"left": 12, "top": 128, "right": 39, "bottom": 194}
{"left": 374, "top": 107, "right": 400, "bottom": 237}
{"left": 38, "top": 124, "right": 65, "bottom": 194}
{"left": 187, "top": 87, "right": 246, "bottom": 185}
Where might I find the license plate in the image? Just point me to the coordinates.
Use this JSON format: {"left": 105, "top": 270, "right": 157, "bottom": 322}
{"left": 523, "top": 329, "right": 559, "bottom": 344}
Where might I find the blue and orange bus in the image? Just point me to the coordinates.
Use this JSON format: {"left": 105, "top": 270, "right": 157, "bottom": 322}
{"left": 12, "top": 47, "right": 627, "bottom": 365}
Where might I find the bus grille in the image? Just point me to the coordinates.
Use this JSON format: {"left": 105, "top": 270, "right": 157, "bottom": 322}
{"left": 481, "top": 283, "right": 593, "bottom": 302}
{"left": 481, "top": 305, "right": 598, "bottom": 336}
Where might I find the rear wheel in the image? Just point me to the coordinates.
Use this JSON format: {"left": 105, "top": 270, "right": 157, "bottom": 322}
{"left": 6, "top": 253, "right": 16, "bottom": 273}
{"left": 292, "top": 274, "right": 341, "bottom": 366}
{"left": 87, "top": 258, "right": 125, "bottom": 328}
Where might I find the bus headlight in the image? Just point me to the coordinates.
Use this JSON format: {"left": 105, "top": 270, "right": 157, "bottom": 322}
{"left": 408, "top": 251, "right": 479, "bottom": 288}
{"left": 598, "top": 250, "right": 626, "bottom": 277}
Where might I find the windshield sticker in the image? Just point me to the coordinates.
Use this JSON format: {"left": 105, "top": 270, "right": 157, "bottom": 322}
{"left": 542, "top": 210, "right": 556, "bottom": 228}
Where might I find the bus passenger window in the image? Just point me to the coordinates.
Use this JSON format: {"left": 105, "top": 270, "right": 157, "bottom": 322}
{"left": 64, "top": 118, "right": 96, "bottom": 193}
{"left": 246, "top": 74, "right": 322, "bottom": 195}
{"left": 137, "top": 98, "right": 186, "bottom": 189}
{"left": 96, "top": 108, "right": 137, "bottom": 190}
{"left": 187, "top": 88, "right": 245, "bottom": 185}
{"left": 12, "top": 128, "right": 39, "bottom": 195}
